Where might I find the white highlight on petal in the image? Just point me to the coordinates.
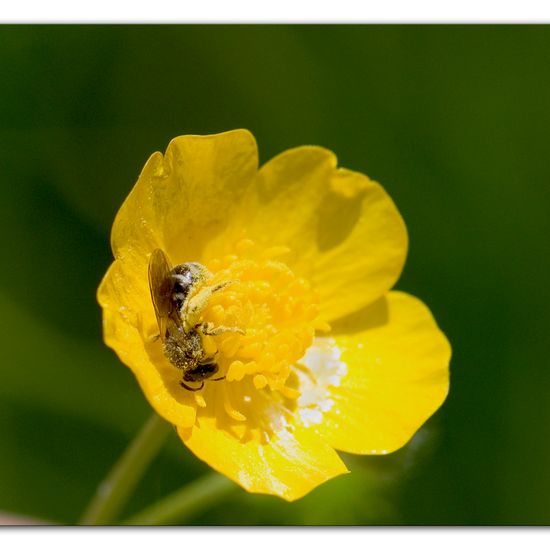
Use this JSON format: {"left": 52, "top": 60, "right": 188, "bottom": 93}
{"left": 300, "top": 408, "right": 323, "bottom": 426}
{"left": 296, "top": 337, "right": 347, "bottom": 428}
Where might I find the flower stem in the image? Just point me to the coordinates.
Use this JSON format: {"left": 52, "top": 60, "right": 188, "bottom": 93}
{"left": 79, "top": 413, "right": 172, "bottom": 525}
{"left": 123, "top": 472, "right": 236, "bottom": 525}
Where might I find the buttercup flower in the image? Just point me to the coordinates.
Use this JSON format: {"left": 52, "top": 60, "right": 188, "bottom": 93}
{"left": 98, "top": 130, "right": 451, "bottom": 501}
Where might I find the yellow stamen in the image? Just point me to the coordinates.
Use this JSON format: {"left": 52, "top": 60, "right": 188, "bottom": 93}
{"left": 223, "top": 390, "right": 247, "bottom": 422}
{"left": 227, "top": 360, "right": 245, "bottom": 381}
{"left": 201, "top": 334, "right": 217, "bottom": 357}
{"left": 314, "top": 320, "right": 332, "bottom": 332}
{"left": 191, "top": 239, "right": 328, "bottom": 422}
{"left": 253, "top": 374, "right": 268, "bottom": 389}
{"left": 294, "top": 362, "right": 318, "bottom": 384}
{"left": 209, "top": 304, "right": 226, "bottom": 325}
{"left": 223, "top": 254, "right": 239, "bottom": 266}
{"left": 261, "top": 246, "right": 291, "bottom": 260}
{"left": 195, "top": 393, "right": 207, "bottom": 408}
{"left": 278, "top": 385, "right": 301, "bottom": 400}
{"left": 239, "top": 342, "right": 262, "bottom": 359}
{"left": 219, "top": 336, "right": 242, "bottom": 358}
{"left": 235, "top": 238, "right": 256, "bottom": 254}
{"left": 244, "top": 361, "right": 258, "bottom": 374}
{"left": 207, "top": 258, "right": 222, "bottom": 271}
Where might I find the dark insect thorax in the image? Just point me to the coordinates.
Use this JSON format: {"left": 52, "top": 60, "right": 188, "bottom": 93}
{"left": 171, "top": 264, "right": 195, "bottom": 310}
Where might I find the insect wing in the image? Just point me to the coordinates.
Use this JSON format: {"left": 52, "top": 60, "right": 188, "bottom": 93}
{"left": 148, "top": 248, "right": 175, "bottom": 338}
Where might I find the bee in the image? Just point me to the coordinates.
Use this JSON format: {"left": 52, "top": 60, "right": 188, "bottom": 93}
{"left": 148, "top": 248, "right": 242, "bottom": 391}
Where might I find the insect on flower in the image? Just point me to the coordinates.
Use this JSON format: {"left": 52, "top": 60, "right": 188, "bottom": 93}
{"left": 98, "top": 130, "right": 451, "bottom": 501}
{"left": 148, "top": 248, "right": 243, "bottom": 391}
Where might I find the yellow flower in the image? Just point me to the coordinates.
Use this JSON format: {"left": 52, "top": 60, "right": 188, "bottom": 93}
{"left": 97, "top": 130, "right": 451, "bottom": 501}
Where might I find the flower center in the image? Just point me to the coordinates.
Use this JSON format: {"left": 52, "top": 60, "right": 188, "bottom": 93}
{"left": 199, "top": 239, "right": 328, "bottom": 400}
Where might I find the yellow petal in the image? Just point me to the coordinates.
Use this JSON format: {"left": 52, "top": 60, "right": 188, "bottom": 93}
{"left": 111, "top": 129, "right": 259, "bottom": 265}
{"left": 227, "top": 146, "right": 407, "bottom": 321}
{"left": 318, "top": 291, "right": 450, "bottom": 454}
{"left": 179, "top": 421, "right": 348, "bottom": 501}
{"left": 228, "top": 146, "right": 336, "bottom": 263}
{"left": 97, "top": 130, "right": 260, "bottom": 426}
{"left": 202, "top": 145, "right": 336, "bottom": 264}
{"left": 97, "top": 261, "right": 197, "bottom": 428}
{"left": 312, "top": 170, "right": 408, "bottom": 321}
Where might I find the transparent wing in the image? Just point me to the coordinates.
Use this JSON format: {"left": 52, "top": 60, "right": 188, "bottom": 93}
{"left": 148, "top": 248, "right": 175, "bottom": 339}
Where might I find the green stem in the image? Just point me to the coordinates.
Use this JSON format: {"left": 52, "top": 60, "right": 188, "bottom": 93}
{"left": 123, "top": 472, "right": 236, "bottom": 525}
{"left": 79, "top": 413, "right": 172, "bottom": 525}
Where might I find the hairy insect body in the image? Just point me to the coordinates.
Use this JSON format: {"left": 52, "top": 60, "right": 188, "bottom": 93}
{"left": 162, "top": 323, "right": 217, "bottom": 377}
{"left": 148, "top": 249, "right": 239, "bottom": 391}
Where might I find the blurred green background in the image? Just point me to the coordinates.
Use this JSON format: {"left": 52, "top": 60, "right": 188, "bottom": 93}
{"left": 1, "top": 24, "right": 549, "bottom": 525}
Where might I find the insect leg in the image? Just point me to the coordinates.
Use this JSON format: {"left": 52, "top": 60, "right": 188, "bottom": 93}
{"left": 197, "top": 321, "right": 245, "bottom": 337}
{"left": 184, "top": 286, "right": 216, "bottom": 327}
{"left": 180, "top": 380, "right": 205, "bottom": 392}
{"left": 211, "top": 281, "right": 233, "bottom": 293}
{"left": 184, "top": 281, "right": 236, "bottom": 326}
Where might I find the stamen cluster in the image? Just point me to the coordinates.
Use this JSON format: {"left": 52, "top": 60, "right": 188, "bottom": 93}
{"left": 191, "top": 238, "right": 328, "bottom": 419}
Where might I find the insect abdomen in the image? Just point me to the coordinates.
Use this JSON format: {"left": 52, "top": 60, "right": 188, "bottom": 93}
{"left": 162, "top": 330, "right": 204, "bottom": 369}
